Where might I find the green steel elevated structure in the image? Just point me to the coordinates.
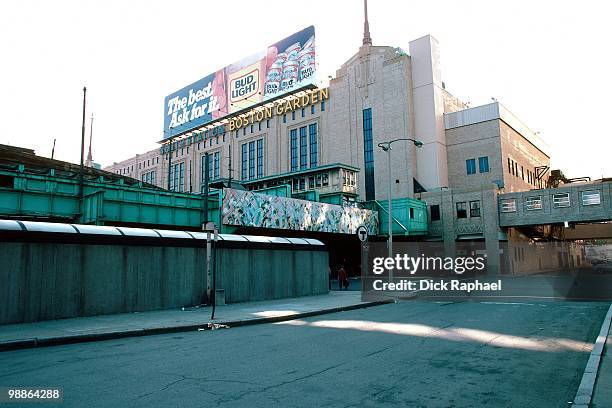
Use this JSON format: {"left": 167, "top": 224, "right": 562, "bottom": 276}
{"left": 0, "top": 144, "right": 429, "bottom": 238}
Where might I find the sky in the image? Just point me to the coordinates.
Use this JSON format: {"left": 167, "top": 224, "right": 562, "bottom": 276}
{"left": 0, "top": 0, "right": 610, "bottom": 179}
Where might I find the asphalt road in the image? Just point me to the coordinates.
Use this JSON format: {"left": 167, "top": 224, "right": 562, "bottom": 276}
{"left": 0, "top": 300, "right": 608, "bottom": 408}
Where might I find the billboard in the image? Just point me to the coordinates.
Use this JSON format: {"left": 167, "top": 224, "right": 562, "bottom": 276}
{"left": 163, "top": 26, "right": 316, "bottom": 140}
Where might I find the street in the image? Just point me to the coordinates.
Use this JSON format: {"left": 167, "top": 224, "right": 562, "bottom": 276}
{"left": 0, "top": 300, "right": 608, "bottom": 407}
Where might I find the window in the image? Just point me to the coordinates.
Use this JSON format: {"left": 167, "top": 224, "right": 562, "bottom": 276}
{"left": 290, "top": 129, "right": 298, "bottom": 171}
{"left": 141, "top": 170, "right": 156, "bottom": 185}
{"left": 283, "top": 114, "right": 287, "bottom": 123}
{"left": 456, "top": 202, "right": 467, "bottom": 218}
{"left": 430, "top": 205, "right": 440, "bottom": 221}
{"left": 525, "top": 196, "right": 543, "bottom": 210}
{"left": 266, "top": 119, "right": 270, "bottom": 128}
{"left": 470, "top": 200, "right": 481, "bottom": 217}
{"left": 248, "top": 141, "right": 255, "bottom": 179}
{"left": 309, "top": 123, "right": 317, "bottom": 168}
{"left": 553, "top": 193, "right": 570, "bottom": 208}
{"left": 501, "top": 199, "right": 516, "bottom": 213}
{"left": 202, "top": 154, "right": 210, "bottom": 182}
{"left": 466, "top": 159, "right": 476, "bottom": 175}
{"left": 582, "top": 190, "right": 601, "bottom": 206}
{"left": 311, "top": 105, "right": 315, "bottom": 114}
{"left": 213, "top": 151, "right": 220, "bottom": 180}
{"left": 169, "top": 162, "right": 184, "bottom": 192}
{"left": 321, "top": 101, "right": 326, "bottom": 111}
{"left": 241, "top": 144, "right": 247, "bottom": 180}
{"left": 363, "top": 108, "right": 375, "bottom": 200}
{"left": 241, "top": 139, "right": 264, "bottom": 181}
{"left": 258, "top": 122, "right": 261, "bottom": 131}
{"left": 256, "top": 139, "right": 264, "bottom": 178}
{"left": 478, "top": 156, "right": 489, "bottom": 173}
{"left": 299, "top": 126, "right": 307, "bottom": 170}
{"left": 521, "top": 166, "right": 524, "bottom": 180}
{"left": 409, "top": 208, "right": 414, "bottom": 219}
{"left": 301, "top": 108, "right": 305, "bottom": 118}
{"left": 508, "top": 158, "right": 512, "bottom": 174}
{"left": 322, "top": 173, "right": 329, "bottom": 186}
{"left": 292, "top": 111, "right": 296, "bottom": 121}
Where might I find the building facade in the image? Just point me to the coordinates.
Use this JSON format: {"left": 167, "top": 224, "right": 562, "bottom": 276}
{"left": 104, "top": 30, "right": 551, "bottom": 258}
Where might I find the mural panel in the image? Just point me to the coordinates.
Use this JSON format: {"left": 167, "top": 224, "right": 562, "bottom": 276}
{"left": 221, "top": 189, "right": 379, "bottom": 235}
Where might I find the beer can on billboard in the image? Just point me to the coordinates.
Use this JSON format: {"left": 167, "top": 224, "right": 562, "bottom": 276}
{"left": 298, "top": 36, "right": 315, "bottom": 82}
{"left": 280, "top": 60, "right": 299, "bottom": 92}
{"left": 285, "top": 43, "right": 301, "bottom": 61}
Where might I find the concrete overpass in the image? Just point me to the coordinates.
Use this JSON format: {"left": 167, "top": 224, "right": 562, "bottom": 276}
{"left": 498, "top": 180, "right": 612, "bottom": 228}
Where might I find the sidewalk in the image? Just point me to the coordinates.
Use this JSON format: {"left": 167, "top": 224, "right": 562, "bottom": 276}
{"left": 591, "top": 329, "right": 612, "bottom": 407}
{"left": 0, "top": 292, "right": 393, "bottom": 352}
{"left": 574, "top": 302, "right": 612, "bottom": 408}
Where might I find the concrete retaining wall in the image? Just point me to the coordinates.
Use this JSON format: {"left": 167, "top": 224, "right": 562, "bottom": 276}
{"left": 0, "top": 242, "right": 328, "bottom": 325}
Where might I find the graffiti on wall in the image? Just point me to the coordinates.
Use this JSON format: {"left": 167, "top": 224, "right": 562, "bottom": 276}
{"left": 221, "top": 189, "right": 379, "bottom": 235}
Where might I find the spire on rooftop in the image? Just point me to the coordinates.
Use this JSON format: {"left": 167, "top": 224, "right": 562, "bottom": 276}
{"left": 363, "top": 0, "right": 372, "bottom": 46}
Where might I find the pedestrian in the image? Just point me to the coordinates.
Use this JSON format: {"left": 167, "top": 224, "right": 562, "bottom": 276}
{"left": 337, "top": 265, "right": 347, "bottom": 291}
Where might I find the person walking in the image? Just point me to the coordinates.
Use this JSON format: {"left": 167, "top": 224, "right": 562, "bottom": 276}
{"left": 337, "top": 265, "right": 347, "bottom": 291}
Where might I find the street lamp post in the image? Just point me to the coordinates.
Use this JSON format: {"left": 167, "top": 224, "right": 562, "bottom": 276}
{"left": 377, "top": 138, "right": 423, "bottom": 277}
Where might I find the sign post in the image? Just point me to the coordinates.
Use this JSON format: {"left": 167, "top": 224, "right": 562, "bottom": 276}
{"left": 356, "top": 226, "right": 369, "bottom": 298}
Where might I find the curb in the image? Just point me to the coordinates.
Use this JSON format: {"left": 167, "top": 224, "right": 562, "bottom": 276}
{"left": 573, "top": 302, "right": 612, "bottom": 407}
{"left": 0, "top": 299, "right": 393, "bottom": 352}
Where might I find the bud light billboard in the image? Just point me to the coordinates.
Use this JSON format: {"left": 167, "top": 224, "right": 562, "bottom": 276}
{"left": 163, "top": 26, "right": 316, "bottom": 140}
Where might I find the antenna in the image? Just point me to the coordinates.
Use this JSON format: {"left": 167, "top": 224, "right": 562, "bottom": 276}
{"left": 86, "top": 114, "right": 94, "bottom": 165}
{"left": 51, "top": 139, "right": 56, "bottom": 159}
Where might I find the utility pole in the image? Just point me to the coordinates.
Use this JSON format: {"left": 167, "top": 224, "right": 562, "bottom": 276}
{"left": 167, "top": 141, "right": 173, "bottom": 190}
{"left": 227, "top": 144, "right": 232, "bottom": 188}
{"left": 377, "top": 138, "right": 423, "bottom": 282}
{"left": 78, "top": 87, "right": 87, "bottom": 217}
{"left": 203, "top": 153, "right": 210, "bottom": 222}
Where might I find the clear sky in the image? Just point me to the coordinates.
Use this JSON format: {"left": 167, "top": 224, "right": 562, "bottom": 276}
{"left": 1, "top": 0, "right": 610, "bottom": 179}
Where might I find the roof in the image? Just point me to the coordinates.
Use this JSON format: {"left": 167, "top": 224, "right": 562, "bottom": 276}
{"left": 0, "top": 219, "right": 324, "bottom": 247}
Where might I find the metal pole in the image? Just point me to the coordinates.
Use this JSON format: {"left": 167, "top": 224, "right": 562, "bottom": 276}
{"left": 227, "top": 144, "right": 232, "bottom": 188}
{"left": 203, "top": 153, "right": 210, "bottom": 222}
{"left": 167, "top": 141, "right": 173, "bottom": 190}
{"left": 78, "top": 87, "right": 87, "bottom": 218}
{"left": 51, "top": 139, "right": 56, "bottom": 159}
{"left": 211, "top": 226, "right": 218, "bottom": 320}
{"left": 206, "top": 230, "right": 212, "bottom": 302}
{"left": 387, "top": 146, "right": 393, "bottom": 282}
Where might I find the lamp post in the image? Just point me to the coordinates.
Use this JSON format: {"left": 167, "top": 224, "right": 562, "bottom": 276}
{"left": 377, "top": 138, "right": 423, "bottom": 273}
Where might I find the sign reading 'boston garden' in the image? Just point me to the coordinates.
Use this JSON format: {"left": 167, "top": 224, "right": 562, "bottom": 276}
{"left": 163, "top": 26, "right": 316, "bottom": 140}
{"left": 159, "top": 88, "right": 328, "bottom": 154}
